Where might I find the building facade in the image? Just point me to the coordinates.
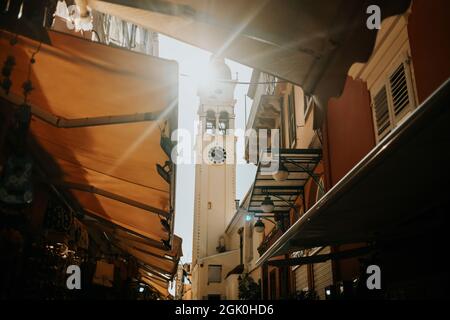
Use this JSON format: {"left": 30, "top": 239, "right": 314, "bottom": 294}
{"left": 241, "top": 0, "right": 450, "bottom": 300}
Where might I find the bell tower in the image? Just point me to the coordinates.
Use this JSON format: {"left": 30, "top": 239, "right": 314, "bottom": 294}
{"left": 192, "top": 58, "right": 237, "bottom": 267}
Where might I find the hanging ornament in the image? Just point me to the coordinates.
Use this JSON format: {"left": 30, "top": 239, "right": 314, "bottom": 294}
{"left": 22, "top": 42, "right": 41, "bottom": 104}
{"left": 1, "top": 55, "right": 15, "bottom": 94}
{"left": 22, "top": 79, "right": 33, "bottom": 96}
{"left": 1, "top": 78, "right": 12, "bottom": 95}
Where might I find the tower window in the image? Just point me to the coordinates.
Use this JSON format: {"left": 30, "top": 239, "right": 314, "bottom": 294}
{"left": 208, "top": 265, "right": 222, "bottom": 284}
{"left": 206, "top": 110, "right": 216, "bottom": 134}
{"left": 218, "top": 111, "right": 229, "bottom": 135}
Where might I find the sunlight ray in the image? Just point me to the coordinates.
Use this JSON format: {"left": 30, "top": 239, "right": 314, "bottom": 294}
{"left": 105, "top": 98, "right": 178, "bottom": 178}
{"left": 213, "top": 0, "right": 270, "bottom": 60}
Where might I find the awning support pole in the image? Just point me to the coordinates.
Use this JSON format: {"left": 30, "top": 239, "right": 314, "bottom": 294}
{"left": 0, "top": 90, "right": 162, "bottom": 127}
{"left": 55, "top": 181, "right": 171, "bottom": 219}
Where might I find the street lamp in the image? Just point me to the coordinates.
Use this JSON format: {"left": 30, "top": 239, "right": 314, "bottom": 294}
{"left": 254, "top": 218, "right": 265, "bottom": 233}
{"left": 261, "top": 196, "right": 275, "bottom": 213}
{"left": 258, "top": 193, "right": 300, "bottom": 232}
{"left": 272, "top": 162, "right": 289, "bottom": 182}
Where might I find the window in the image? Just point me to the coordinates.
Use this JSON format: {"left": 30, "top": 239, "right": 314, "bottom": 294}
{"left": 291, "top": 250, "right": 305, "bottom": 271}
{"left": 315, "top": 177, "right": 325, "bottom": 202}
{"left": 279, "top": 266, "right": 289, "bottom": 299}
{"left": 205, "top": 110, "right": 216, "bottom": 134}
{"left": 372, "top": 59, "right": 416, "bottom": 142}
{"left": 269, "top": 270, "right": 277, "bottom": 300}
{"left": 389, "top": 63, "right": 413, "bottom": 120}
{"left": 373, "top": 86, "right": 391, "bottom": 140}
{"left": 208, "top": 265, "right": 222, "bottom": 284}
{"left": 308, "top": 176, "right": 325, "bottom": 209}
{"left": 304, "top": 94, "right": 314, "bottom": 118}
{"left": 287, "top": 88, "right": 296, "bottom": 148}
{"left": 218, "top": 111, "right": 229, "bottom": 135}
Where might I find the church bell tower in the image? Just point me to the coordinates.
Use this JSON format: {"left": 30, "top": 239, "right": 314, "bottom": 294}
{"left": 192, "top": 58, "right": 237, "bottom": 267}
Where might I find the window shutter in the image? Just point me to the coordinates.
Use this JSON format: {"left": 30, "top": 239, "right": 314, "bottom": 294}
{"left": 389, "top": 62, "right": 412, "bottom": 120}
{"left": 373, "top": 86, "right": 391, "bottom": 139}
{"left": 304, "top": 95, "right": 313, "bottom": 115}
{"left": 208, "top": 265, "right": 222, "bottom": 283}
{"left": 288, "top": 90, "right": 296, "bottom": 148}
{"left": 371, "top": 55, "right": 417, "bottom": 144}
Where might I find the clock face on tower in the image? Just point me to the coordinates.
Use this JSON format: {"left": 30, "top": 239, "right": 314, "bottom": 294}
{"left": 208, "top": 146, "right": 227, "bottom": 164}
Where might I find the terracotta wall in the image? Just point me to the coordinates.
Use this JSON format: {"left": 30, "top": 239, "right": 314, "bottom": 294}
{"left": 325, "top": 76, "right": 375, "bottom": 186}
{"left": 310, "top": 0, "right": 450, "bottom": 289}
{"left": 324, "top": 76, "right": 375, "bottom": 283}
{"left": 408, "top": 0, "right": 450, "bottom": 103}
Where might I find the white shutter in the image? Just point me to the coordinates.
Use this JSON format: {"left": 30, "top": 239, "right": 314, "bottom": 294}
{"left": 295, "top": 265, "right": 309, "bottom": 292}
{"left": 313, "top": 247, "right": 333, "bottom": 300}
{"left": 372, "top": 58, "right": 416, "bottom": 142}
{"left": 388, "top": 61, "right": 415, "bottom": 122}
{"left": 373, "top": 85, "right": 392, "bottom": 140}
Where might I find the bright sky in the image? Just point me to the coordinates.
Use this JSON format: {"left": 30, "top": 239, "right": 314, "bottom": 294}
{"left": 159, "top": 35, "right": 257, "bottom": 264}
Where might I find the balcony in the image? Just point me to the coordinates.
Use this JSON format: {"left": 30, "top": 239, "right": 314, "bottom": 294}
{"left": 257, "top": 226, "right": 284, "bottom": 256}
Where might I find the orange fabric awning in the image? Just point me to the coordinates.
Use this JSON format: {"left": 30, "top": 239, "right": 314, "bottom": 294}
{"left": 0, "top": 29, "right": 180, "bottom": 275}
{"left": 84, "top": 217, "right": 182, "bottom": 275}
{"left": 89, "top": 0, "right": 411, "bottom": 105}
{"left": 140, "top": 273, "right": 170, "bottom": 298}
{"left": 1, "top": 29, "right": 177, "bottom": 118}
{"left": 117, "top": 241, "right": 176, "bottom": 276}
{"left": 82, "top": 219, "right": 181, "bottom": 277}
